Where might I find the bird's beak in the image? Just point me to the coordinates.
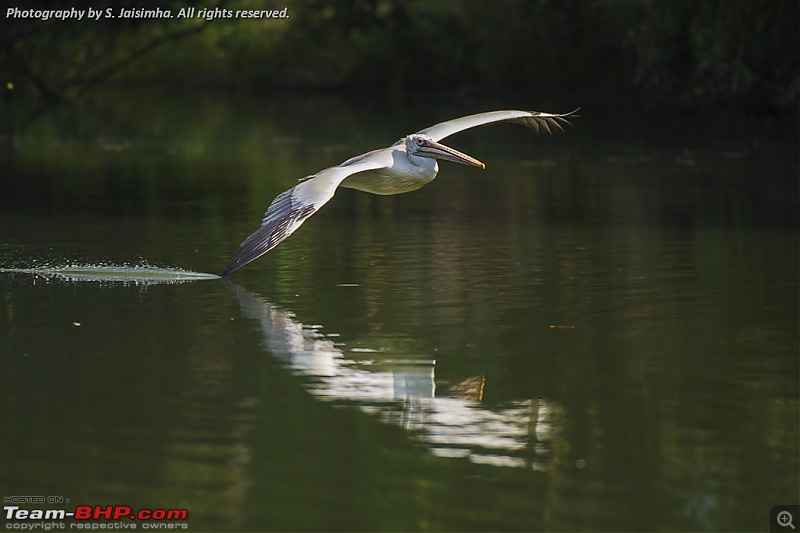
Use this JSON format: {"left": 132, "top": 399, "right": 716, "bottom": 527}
{"left": 423, "top": 140, "right": 485, "bottom": 169}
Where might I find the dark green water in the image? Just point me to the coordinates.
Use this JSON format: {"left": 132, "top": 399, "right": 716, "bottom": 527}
{"left": 1, "top": 91, "right": 798, "bottom": 532}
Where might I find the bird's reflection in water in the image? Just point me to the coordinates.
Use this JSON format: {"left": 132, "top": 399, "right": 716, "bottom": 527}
{"left": 227, "top": 282, "right": 558, "bottom": 469}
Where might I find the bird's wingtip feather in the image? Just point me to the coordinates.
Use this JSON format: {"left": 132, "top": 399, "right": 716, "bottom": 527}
{"left": 219, "top": 260, "right": 242, "bottom": 278}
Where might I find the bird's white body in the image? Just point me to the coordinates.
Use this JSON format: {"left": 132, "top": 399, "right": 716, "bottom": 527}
{"left": 340, "top": 144, "right": 439, "bottom": 195}
{"left": 220, "top": 109, "right": 577, "bottom": 276}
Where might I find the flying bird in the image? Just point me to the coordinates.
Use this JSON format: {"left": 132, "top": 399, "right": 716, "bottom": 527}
{"left": 220, "top": 109, "right": 577, "bottom": 277}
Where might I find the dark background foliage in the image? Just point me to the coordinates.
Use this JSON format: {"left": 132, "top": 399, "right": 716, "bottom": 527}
{"left": 2, "top": 0, "right": 797, "bottom": 115}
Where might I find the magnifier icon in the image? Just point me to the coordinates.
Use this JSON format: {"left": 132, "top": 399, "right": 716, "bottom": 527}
{"left": 778, "top": 510, "right": 796, "bottom": 530}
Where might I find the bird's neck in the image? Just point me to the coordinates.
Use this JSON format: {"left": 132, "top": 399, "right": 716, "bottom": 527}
{"left": 408, "top": 153, "right": 438, "bottom": 174}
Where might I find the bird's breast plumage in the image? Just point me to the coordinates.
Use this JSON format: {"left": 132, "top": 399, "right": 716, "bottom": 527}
{"left": 339, "top": 146, "right": 438, "bottom": 195}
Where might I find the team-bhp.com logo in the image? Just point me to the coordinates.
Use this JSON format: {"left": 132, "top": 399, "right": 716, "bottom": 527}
{"left": 5, "top": 505, "right": 189, "bottom": 529}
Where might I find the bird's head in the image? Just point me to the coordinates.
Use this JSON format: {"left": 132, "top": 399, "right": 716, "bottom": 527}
{"left": 406, "top": 134, "right": 485, "bottom": 169}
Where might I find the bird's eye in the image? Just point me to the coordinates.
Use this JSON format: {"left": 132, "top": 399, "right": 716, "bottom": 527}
{"left": 416, "top": 138, "right": 425, "bottom": 146}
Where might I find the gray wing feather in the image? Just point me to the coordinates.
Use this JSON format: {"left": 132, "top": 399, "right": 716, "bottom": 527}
{"left": 220, "top": 160, "right": 384, "bottom": 277}
{"left": 219, "top": 189, "right": 315, "bottom": 277}
{"left": 417, "top": 109, "right": 578, "bottom": 142}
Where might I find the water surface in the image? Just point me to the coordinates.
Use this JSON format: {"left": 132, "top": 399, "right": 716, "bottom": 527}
{"left": 1, "top": 92, "right": 797, "bottom": 531}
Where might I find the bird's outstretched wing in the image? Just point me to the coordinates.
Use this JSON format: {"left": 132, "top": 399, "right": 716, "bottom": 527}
{"left": 416, "top": 109, "right": 578, "bottom": 143}
{"left": 220, "top": 159, "right": 384, "bottom": 277}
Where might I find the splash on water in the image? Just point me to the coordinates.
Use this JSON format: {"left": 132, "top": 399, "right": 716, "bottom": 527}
{"left": 0, "top": 261, "right": 220, "bottom": 285}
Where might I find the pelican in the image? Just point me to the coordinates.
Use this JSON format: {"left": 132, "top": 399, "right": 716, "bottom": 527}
{"left": 220, "top": 109, "right": 577, "bottom": 277}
